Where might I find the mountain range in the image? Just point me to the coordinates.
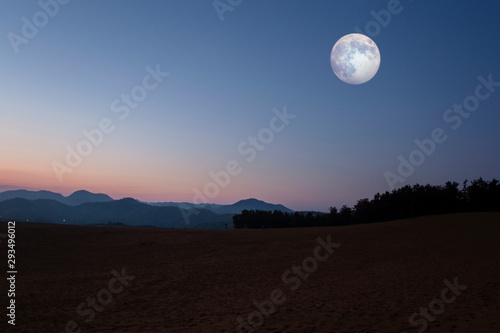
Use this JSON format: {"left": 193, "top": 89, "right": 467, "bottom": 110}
{"left": 148, "top": 197, "right": 293, "bottom": 215}
{"left": 0, "top": 189, "right": 293, "bottom": 229}
{"left": 0, "top": 189, "right": 113, "bottom": 206}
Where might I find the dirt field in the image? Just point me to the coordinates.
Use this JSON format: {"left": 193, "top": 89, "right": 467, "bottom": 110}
{"left": 1, "top": 212, "right": 499, "bottom": 332}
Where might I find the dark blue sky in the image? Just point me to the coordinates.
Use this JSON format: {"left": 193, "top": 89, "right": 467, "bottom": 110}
{"left": 1, "top": 0, "right": 499, "bottom": 211}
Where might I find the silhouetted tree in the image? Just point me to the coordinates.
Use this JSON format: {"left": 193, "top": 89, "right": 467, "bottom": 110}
{"left": 232, "top": 178, "right": 500, "bottom": 229}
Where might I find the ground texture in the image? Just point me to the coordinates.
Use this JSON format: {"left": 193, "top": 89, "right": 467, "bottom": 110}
{"left": 1, "top": 212, "right": 499, "bottom": 332}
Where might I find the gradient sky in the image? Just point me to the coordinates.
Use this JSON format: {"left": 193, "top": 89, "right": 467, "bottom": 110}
{"left": 1, "top": 0, "right": 499, "bottom": 211}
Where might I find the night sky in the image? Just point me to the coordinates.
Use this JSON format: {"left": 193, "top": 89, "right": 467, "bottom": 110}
{"left": 1, "top": 0, "right": 499, "bottom": 211}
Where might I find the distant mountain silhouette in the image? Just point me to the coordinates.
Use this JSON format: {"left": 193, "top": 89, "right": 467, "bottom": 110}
{"left": 0, "top": 198, "right": 231, "bottom": 229}
{"left": 0, "top": 190, "right": 65, "bottom": 202}
{"left": 0, "top": 189, "right": 113, "bottom": 206}
{"left": 215, "top": 198, "right": 293, "bottom": 215}
{"left": 0, "top": 189, "right": 292, "bottom": 229}
{"left": 148, "top": 198, "right": 293, "bottom": 215}
{"left": 0, "top": 198, "right": 71, "bottom": 222}
{"left": 148, "top": 201, "right": 224, "bottom": 211}
{"left": 0, "top": 189, "right": 293, "bottom": 215}
{"left": 65, "top": 190, "right": 114, "bottom": 205}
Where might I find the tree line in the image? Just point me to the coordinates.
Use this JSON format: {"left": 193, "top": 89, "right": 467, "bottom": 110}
{"left": 233, "top": 178, "right": 500, "bottom": 229}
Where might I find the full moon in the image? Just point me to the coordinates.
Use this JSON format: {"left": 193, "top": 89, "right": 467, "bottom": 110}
{"left": 330, "top": 33, "right": 381, "bottom": 85}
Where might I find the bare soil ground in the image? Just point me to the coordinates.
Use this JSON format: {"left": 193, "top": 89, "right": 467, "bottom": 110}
{"left": 1, "top": 212, "right": 499, "bottom": 332}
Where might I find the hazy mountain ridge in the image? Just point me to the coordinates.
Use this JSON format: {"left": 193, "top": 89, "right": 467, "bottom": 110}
{"left": 0, "top": 190, "right": 293, "bottom": 229}
{"left": 215, "top": 198, "right": 293, "bottom": 214}
{"left": 0, "top": 198, "right": 232, "bottom": 229}
{"left": 148, "top": 198, "right": 293, "bottom": 215}
{"left": 0, "top": 189, "right": 113, "bottom": 206}
{"left": 0, "top": 189, "right": 293, "bottom": 214}
{"left": 148, "top": 201, "right": 224, "bottom": 211}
